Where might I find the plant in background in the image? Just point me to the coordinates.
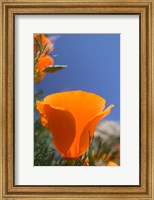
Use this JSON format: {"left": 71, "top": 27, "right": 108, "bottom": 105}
{"left": 34, "top": 34, "right": 67, "bottom": 83}
{"left": 34, "top": 34, "right": 54, "bottom": 59}
{"left": 90, "top": 121, "right": 120, "bottom": 166}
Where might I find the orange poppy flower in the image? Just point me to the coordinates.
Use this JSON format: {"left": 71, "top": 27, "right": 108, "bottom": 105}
{"left": 35, "top": 55, "right": 54, "bottom": 83}
{"left": 107, "top": 161, "right": 118, "bottom": 166}
{"left": 34, "top": 34, "right": 54, "bottom": 57}
{"left": 36, "top": 90, "right": 114, "bottom": 159}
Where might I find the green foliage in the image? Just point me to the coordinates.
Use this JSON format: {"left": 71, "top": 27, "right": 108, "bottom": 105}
{"left": 42, "top": 65, "right": 67, "bottom": 73}
{"left": 34, "top": 126, "right": 54, "bottom": 166}
{"left": 34, "top": 65, "right": 68, "bottom": 78}
{"left": 34, "top": 90, "right": 55, "bottom": 166}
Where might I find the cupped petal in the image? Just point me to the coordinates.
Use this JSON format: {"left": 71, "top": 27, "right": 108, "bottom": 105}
{"left": 78, "top": 104, "right": 114, "bottom": 158}
{"left": 36, "top": 101, "right": 76, "bottom": 157}
{"left": 43, "top": 91, "right": 106, "bottom": 135}
{"left": 44, "top": 90, "right": 106, "bottom": 114}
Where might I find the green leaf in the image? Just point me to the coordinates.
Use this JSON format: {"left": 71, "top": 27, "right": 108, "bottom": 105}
{"left": 42, "top": 65, "right": 67, "bottom": 73}
{"left": 34, "top": 59, "right": 38, "bottom": 66}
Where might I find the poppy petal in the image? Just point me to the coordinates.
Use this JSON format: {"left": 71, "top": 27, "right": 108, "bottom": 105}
{"left": 44, "top": 90, "right": 106, "bottom": 135}
{"left": 36, "top": 101, "right": 76, "bottom": 157}
{"left": 36, "top": 101, "right": 48, "bottom": 126}
{"left": 78, "top": 104, "right": 114, "bottom": 157}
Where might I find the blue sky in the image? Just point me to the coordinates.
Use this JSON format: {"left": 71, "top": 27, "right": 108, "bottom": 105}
{"left": 35, "top": 34, "right": 120, "bottom": 122}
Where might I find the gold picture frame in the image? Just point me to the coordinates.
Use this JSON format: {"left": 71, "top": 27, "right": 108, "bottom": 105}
{"left": 0, "top": 0, "right": 154, "bottom": 199}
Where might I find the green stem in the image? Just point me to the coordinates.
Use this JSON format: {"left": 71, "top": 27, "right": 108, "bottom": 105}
{"left": 66, "top": 159, "right": 76, "bottom": 166}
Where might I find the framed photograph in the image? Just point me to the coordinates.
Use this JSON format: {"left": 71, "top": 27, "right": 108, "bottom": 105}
{"left": 0, "top": 0, "right": 154, "bottom": 199}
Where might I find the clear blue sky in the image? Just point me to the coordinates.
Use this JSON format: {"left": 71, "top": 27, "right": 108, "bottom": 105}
{"left": 35, "top": 34, "right": 120, "bottom": 122}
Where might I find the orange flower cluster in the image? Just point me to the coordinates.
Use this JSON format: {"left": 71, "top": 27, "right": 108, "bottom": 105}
{"left": 34, "top": 34, "right": 54, "bottom": 83}
{"left": 35, "top": 55, "right": 54, "bottom": 83}
{"left": 107, "top": 161, "right": 118, "bottom": 166}
{"left": 36, "top": 90, "right": 114, "bottom": 159}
